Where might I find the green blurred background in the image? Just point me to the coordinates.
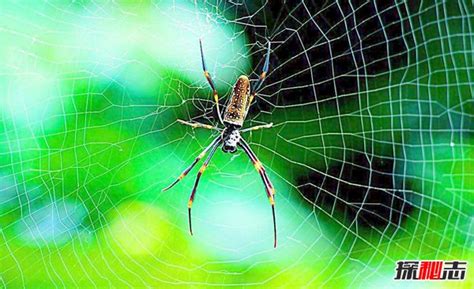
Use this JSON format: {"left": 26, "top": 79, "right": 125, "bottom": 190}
{"left": 0, "top": 1, "right": 472, "bottom": 288}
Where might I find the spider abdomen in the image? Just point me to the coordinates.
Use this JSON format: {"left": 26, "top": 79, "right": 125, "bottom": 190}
{"left": 223, "top": 75, "right": 251, "bottom": 127}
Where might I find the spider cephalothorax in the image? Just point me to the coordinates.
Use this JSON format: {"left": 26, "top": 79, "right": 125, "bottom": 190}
{"left": 222, "top": 127, "right": 240, "bottom": 153}
{"left": 163, "top": 39, "right": 277, "bottom": 247}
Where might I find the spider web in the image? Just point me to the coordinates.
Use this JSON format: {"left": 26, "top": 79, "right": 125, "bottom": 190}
{"left": 0, "top": 1, "right": 472, "bottom": 288}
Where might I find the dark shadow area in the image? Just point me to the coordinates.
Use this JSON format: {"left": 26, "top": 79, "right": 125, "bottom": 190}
{"left": 297, "top": 153, "right": 414, "bottom": 230}
{"left": 238, "top": 1, "right": 412, "bottom": 111}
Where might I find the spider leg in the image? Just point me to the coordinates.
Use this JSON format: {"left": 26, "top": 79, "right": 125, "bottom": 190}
{"left": 241, "top": 122, "right": 273, "bottom": 133}
{"left": 238, "top": 139, "right": 277, "bottom": 248}
{"left": 199, "top": 39, "right": 225, "bottom": 125}
{"left": 162, "top": 136, "right": 221, "bottom": 192}
{"left": 239, "top": 139, "right": 275, "bottom": 197}
{"left": 177, "top": 119, "right": 221, "bottom": 131}
{"left": 248, "top": 40, "right": 272, "bottom": 106}
{"left": 188, "top": 140, "right": 221, "bottom": 235}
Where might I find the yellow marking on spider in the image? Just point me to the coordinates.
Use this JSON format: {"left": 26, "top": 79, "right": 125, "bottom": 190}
{"left": 204, "top": 71, "right": 210, "bottom": 78}
{"left": 254, "top": 161, "right": 262, "bottom": 171}
{"left": 178, "top": 173, "right": 185, "bottom": 180}
{"left": 261, "top": 71, "right": 267, "bottom": 78}
{"left": 199, "top": 164, "right": 207, "bottom": 173}
{"left": 188, "top": 200, "right": 193, "bottom": 208}
{"left": 270, "top": 187, "right": 276, "bottom": 196}
{"left": 268, "top": 196, "right": 275, "bottom": 205}
{"left": 249, "top": 95, "right": 255, "bottom": 104}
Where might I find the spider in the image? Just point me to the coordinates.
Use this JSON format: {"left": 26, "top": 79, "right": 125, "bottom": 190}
{"left": 163, "top": 39, "right": 277, "bottom": 248}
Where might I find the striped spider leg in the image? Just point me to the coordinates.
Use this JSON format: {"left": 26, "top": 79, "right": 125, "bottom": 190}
{"left": 162, "top": 136, "right": 221, "bottom": 192}
{"left": 238, "top": 138, "right": 277, "bottom": 248}
{"left": 199, "top": 39, "right": 225, "bottom": 125}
